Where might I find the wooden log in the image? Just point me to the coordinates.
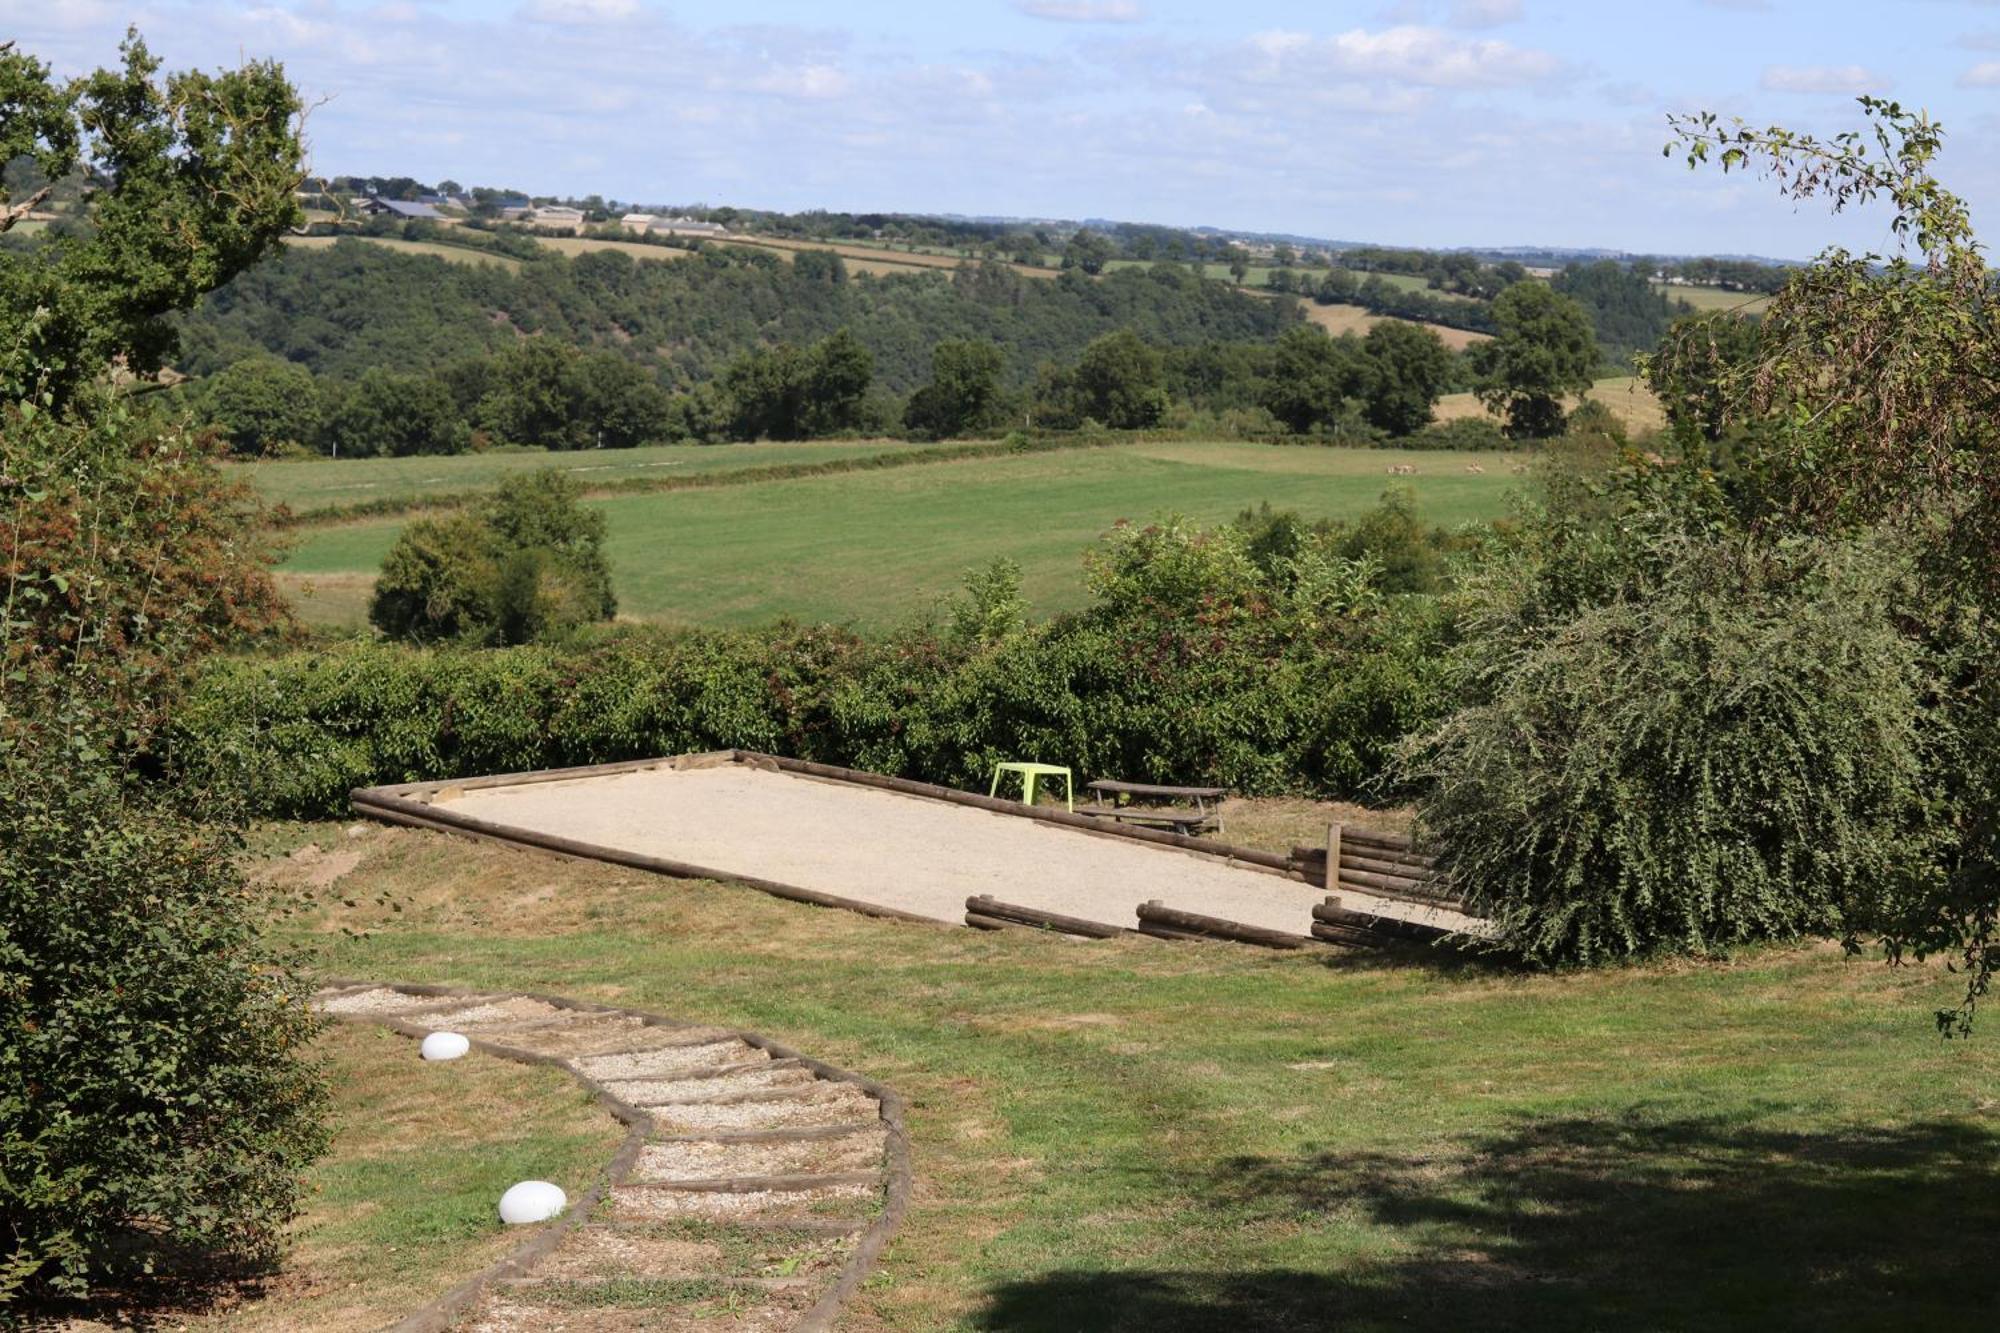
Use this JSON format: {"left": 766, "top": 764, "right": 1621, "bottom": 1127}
{"left": 1314, "top": 897, "right": 1452, "bottom": 944}
{"left": 1309, "top": 920, "right": 1386, "bottom": 949}
{"left": 1344, "top": 844, "right": 1440, "bottom": 876}
{"left": 965, "top": 912, "right": 1026, "bottom": 933}
{"left": 1335, "top": 864, "right": 1463, "bottom": 906}
{"left": 1325, "top": 823, "right": 1342, "bottom": 895}
{"left": 1339, "top": 825, "right": 1417, "bottom": 854}
{"left": 964, "top": 896, "right": 1129, "bottom": 939}
{"left": 1135, "top": 901, "right": 1314, "bottom": 951}
{"left": 1135, "top": 920, "right": 1211, "bottom": 942}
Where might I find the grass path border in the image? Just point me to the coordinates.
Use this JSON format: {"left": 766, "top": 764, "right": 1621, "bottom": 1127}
{"left": 315, "top": 978, "right": 913, "bottom": 1333}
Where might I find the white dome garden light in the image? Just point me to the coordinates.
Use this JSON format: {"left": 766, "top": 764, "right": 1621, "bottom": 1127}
{"left": 499, "top": 1180, "right": 567, "bottom": 1225}
{"left": 420, "top": 1031, "right": 470, "bottom": 1061}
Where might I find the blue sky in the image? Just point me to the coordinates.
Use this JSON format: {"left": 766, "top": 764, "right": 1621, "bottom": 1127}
{"left": 7, "top": 0, "right": 1999, "bottom": 257}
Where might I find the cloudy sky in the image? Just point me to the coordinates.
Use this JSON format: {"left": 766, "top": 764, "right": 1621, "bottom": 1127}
{"left": 7, "top": 0, "right": 1997, "bottom": 257}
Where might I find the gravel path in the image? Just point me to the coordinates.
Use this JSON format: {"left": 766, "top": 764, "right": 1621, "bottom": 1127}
{"left": 440, "top": 765, "right": 1471, "bottom": 937}
{"left": 315, "top": 982, "right": 909, "bottom": 1333}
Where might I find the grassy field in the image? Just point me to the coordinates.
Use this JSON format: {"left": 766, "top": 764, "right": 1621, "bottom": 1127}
{"left": 534, "top": 234, "right": 696, "bottom": 263}
{"left": 1294, "top": 300, "right": 1489, "bottom": 350}
{"left": 1654, "top": 282, "right": 1773, "bottom": 315}
{"left": 277, "top": 441, "right": 1519, "bottom": 630}
{"left": 68, "top": 1021, "right": 620, "bottom": 1331}
{"left": 1436, "top": 375, "right": 1666, "bottom": 437}
{"left": 237, "top": 440, "right": 929, "bottom": 516}
{"left": 285, "top": 234, "right": 522, "bottom": 273}
{"left": 252, "top": 819, "right": 2000, "bottom": 1331}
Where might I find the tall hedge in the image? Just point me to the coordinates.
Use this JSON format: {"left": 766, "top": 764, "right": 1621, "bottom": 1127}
{"left": 170, "top": 533, "right": 1456, "bottom": 818}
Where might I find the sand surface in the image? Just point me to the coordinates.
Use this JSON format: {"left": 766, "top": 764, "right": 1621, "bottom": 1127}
{"left": 440, "top": 765, "right": 1471, "bottom": 937}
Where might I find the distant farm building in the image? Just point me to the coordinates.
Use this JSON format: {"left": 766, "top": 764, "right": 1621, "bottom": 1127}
{"left": 361, "top": 197, "right": 444, "bottom": 221}
{"left": 650, "top": 216, "right": 728, "bottom": 238}
{"left": 528, "top": 205, "right": 587, "bottom": 229}
{"left": 620, "top": 211, "right": 661, "bottom": 234}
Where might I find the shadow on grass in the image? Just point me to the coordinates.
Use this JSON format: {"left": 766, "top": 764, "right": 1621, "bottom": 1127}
{"left": 975, "top": 1111, "right": 2000, "bottom": 1332}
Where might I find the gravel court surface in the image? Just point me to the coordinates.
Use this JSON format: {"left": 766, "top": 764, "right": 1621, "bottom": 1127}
{"left": 439, "top": 764, "right": 1474, "bottom": 937}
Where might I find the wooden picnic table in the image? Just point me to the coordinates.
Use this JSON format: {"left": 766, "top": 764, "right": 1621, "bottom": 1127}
{"left": 1079, "top": 780, "right": 1229, "bottom": 836}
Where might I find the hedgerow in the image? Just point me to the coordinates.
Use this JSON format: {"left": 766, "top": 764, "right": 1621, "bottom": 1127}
{"left": 169, "top": 525, "right": 1459, "bottom": 818}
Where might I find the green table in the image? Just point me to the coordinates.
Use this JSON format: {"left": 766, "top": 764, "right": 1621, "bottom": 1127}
{"left": 989, "top": 762, "right": 1074, "bottom": 812}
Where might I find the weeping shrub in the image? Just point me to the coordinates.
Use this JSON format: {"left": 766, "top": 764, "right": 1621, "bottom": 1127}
{"left": 1405, "top": 536, "right": 1945, "bottom": 966}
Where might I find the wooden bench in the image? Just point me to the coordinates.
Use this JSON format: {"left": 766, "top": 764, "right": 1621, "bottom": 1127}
{"left": 1081, "top": 780, "right": 1228, "bottom": 836}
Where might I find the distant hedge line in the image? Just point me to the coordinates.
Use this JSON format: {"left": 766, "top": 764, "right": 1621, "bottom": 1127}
{"left": 170, "top": 605, "right": 1454, "bottom": 820}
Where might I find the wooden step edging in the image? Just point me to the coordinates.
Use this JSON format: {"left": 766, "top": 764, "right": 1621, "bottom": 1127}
{"left": 314, "top": 979, "right": 912, "bottom": 1333}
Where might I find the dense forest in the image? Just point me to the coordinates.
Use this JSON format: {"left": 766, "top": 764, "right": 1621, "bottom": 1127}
{"left": 177, "top": 239, "right": 1297, "bottom": 393}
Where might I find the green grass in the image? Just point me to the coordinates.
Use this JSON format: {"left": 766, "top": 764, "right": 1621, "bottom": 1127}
{"left": 1654, "top": 282, "right": 1773, "bottom": 314}
{"left": 237, "top": 440, "right": 927, "bottom": 516}
{"left": 277, "top": 441, "right": 1518, "bottom": 629}
{"left": 278, "top": 822, "right": 2000, "bottom": 1332}
{"left": 120, "top": 1021, "right": 620, "bottom": 1331}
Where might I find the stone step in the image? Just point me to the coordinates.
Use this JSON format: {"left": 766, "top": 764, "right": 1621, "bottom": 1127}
{"left": 601, "top": 1065, "right": 820, "bottom": 1106}
{"left": 644, "top": 1085, "right": 880, "bottom": 1136}
{"left": 620, "top": 1171, "right": 882, "bottom": 1195}
{"left": 647, "top": 1120, "right": 886, "bottom": 1146}
{"left": 630, "top": 1127, "right": 886, "bottom": 1183}
{"left": 572, "top": 1041, "right": 773, "bottom": 1082}
{"left": 529, "top": 1218, "right": 855, "bottom": 1284}
{"left": 605, "top": 1177, "right": 879, "bottom": 1223}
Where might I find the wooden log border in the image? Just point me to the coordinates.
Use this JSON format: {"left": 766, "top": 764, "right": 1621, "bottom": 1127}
{"left": 1135, "top": 900, "right": 1319, "bottom": 951}
{"left": 964, "top": 895, "right": 1135, "bottom": 939}
{"left": 316, "top": 978, "right": 912, "bottom": 1333}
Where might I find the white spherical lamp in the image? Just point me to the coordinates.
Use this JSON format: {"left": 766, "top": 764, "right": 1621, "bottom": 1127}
{"left": 420, "top": 1031, "right": 470, "bottom": 1062}
{"left": 498, "top": 1180, "right": 567, "bottom": 1225}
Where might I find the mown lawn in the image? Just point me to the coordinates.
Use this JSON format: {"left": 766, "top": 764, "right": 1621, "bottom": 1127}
{"left": 275, "top": 821, "right": 2000, "bottom": 1332}
{"left": 277, "top": 440, "right": 1518, "bottom": 630}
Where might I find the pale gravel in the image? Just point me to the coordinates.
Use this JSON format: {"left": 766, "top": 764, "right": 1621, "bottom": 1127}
{"left": 442, "top": 765, "right": 1482, "bottom": 936}
{"left": 572, "top": 1041, "right": 765, "bottom": 1081}
{"left": 648, "top": 1089, "right": 877, "bottom": 1134}
{"left": 607, "top": 1181, "right": 875, "bottom": 1220}
{"left": 320, "top": 986, "right": 485, "bottom": 1016}
{"left": 498, "top": 1021, "right": 736, "bottom": 1059}
{"left": 422, "top": 997, "right": 567, "bottom": 1028}
{"left": 633, "top": 1131, "right": 885, "bottom": 1182}
{"left": 601, "top": 1066, "right": 818, "bottom": 1105}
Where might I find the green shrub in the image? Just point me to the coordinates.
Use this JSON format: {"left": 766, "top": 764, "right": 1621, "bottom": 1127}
{"left": 368, "top": 467, "right": 615, "bottom": 644}
{"left": 0, "top": 745, "right": 328, "bottom": 1300}
{"left": 1405, "top": 537, "right": 1942, "bottom": 965}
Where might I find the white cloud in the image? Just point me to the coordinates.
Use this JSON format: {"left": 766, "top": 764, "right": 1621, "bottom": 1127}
{"left": 1759, "top": 64, "right": 1890, "bottom": 95}
{"left": 1961, "top": 60, "right": 2000, "bottom": 87}
{"left": 1013, "top": 0, "right": 1144, "bottom": 21}
{"left": 1449, "top": 0, "right": 1523, "bottom": 29}
{"left": 1238, "top": 25, "right": 1561, "bottom": 90}
{"left": 519, "top": 0, "right": 639, "bottom": 25}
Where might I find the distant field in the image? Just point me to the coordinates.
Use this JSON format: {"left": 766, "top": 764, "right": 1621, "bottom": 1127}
{"left": 1654, "top": 282, "right": 1772, "bottom": 314}
{"left": 286, "top": 234, "right": 521, "bottom": 272}
{"left": 278, "top": 440, "right": 1518, "bottom": 631}
{"left": 1435, "top": 374, "right": 1666, "bottom": 437}
{"left": 535, "top": 234, "right": 695, "bottom": 263}
{"left": 730, "top": 234, "right": 1053, "bottom": 281}
{"left": 1295, "top": 300, "right": 1489, "bottom": 350}
{"left": 238, "top": 440, "right": 925, "bottom": 515}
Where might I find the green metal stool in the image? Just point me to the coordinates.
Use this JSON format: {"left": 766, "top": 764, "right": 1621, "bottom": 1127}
{"left": 989, "top": 761, "right": 1074, "bottom": 811}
